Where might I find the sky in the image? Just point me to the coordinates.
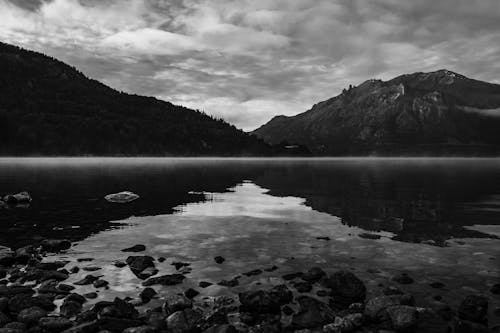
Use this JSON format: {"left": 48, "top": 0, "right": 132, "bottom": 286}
{"left": 1, "top": 0, "right": 500, "bottom": 130}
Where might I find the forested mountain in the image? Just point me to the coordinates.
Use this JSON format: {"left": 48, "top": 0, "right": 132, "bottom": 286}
{"left": 253, "top": 70, "right": 500, "bottom": 155}
{"left": 0, "top": 42, "right": 279, "bottom": 156}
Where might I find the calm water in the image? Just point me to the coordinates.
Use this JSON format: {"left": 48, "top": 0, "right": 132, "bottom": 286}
{"left": 1, "top": 158, "right": 499, "bottom": 322}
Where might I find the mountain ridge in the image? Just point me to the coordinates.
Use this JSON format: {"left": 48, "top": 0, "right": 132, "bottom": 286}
{"left": 0, "top": 41, "right": 287, "bottom": 156}
{"left": 253, "top": 69, "right": 500, "bottom": 155}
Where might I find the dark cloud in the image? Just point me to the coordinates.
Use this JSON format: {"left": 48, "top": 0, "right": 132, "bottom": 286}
{"left": 1, "top": 0, "right": 499, "bottom": 130}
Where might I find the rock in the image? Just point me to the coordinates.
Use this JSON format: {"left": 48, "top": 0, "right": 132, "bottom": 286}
{"left": 121, "top": 245, "right": 146, "bottom": 253}
{"left": 291, "top": 296, "right": 336, "bottom": 329}
{"left": 61, "top": 300, "right": 83, "bottom": 317}
{"left": 66, "top": 293, "right": 86, "bottom": 304}
{"left": 458, "top": 295, "right": 488, "bottom": 324}
{"left": 364, "top": 295, "right": 402, "bottom": 321}
{"left": 137, "top": 267, "right": 158, "bottom": 280}
{"left": 40, "top": 239, "right": 71, "bottom": 253}
{"left": 283, "top": 305, "right": 294, "bottom": 316}
{"left": 172, "top": 262, "right": 190, "bottom": 270}
{"left": 316, "top": 236, "right": 331, "bottom": 241}
{"left": 414, "top": 308, "right": 449, "bottom": 333}
{"left": 3, "top": 322, "right": 26, "bottom": 331}
{"left": 323, "top": 313, "right": 363, "bottom": 332}
{"left": 93, "top": 279, "right": 109, "bottom": 288}
{"left": 17, "top": 306, "right": 47, "bottom": 326}
{"left": 139, "top": 288, "right": 157, "bottom": 303}
{"left": 301, "top": 267, "right": 326, "bottom": 283}
{"left": 185, "top": 288, "right": 200, "bottom": 299}
{"left": 14, "top": 246, "right": 36, "bottom": 264}
{"left": 8, "top": 294, "right": 55, "bottom": 313}
{"left": 104, "top": 191, "right": 139, "bottom": 203}
{"left": 270, "top": 284, "right": 293, "bottom": 305}
{"left": 322, "top": 271, "right": 366, "bottom": 307}
{"left": 0, "top": 246, "right": 15, "bottom": 266}
{"left": 199, "top": 281, "right": 213, "bottom": 288}
{"left": 70, "top": 266, "right": 80, "bottom": 274}
{"left": 74, "top": 274, "right": 99, "bottom": 285}
{"left": 282, "top": 272, "right": 303, "bottom": 280}
{"left": 384, "top": 286, "right": 404, "bottom": 296}
{"left": 392, "top": 273, "right": 414, "bottom": 285}
{"left": 359, "top": 233, "right": 382, "bottom": 240}
{"left": 163, "top": 295, "right": 192, "bottom": 315}
{"left": 84, "top": 292, "right": 98, "bottom": 299}
{"left": 75, "top": 310, "right": 97, "bottom": 324}
{"left": 158, "top": 257, "right": 166, "bottom": 262}
{"left": 3, "top": 192, "right": 32, "bottom": 205}
{"left": 39, "top": 317, "right": 73, "bottom": 332}
{"left": 82, "top": 266, "right": 101, "bottom": 272}
{"left": 113, "top": 261, "right": 126, "bottom": 268}
{"left": 429, "top": 301, "right": 453, "bottom": 321}
{"left": 166, "top": 309, "right": 202, "bottom": 333}
{"left": 214, "top": 256, "right": 225, "bottom": 264}
{"left": 22, "top": 268, "right": 68, "bottom": 283}
{"left": 293, "top": 281, "right": 313, "bottom": 293}
{"left": 491, "top": 283, "right": 500, "bottom": 295}
{"left": 429, "top": 282, "right": 445, "bottom": 289}
{"left": 202, "top": 324, "right": 237, "bottom": 333}
{"left": 239, "top": 290, "right": 281, "bottom": 314}
{"left": 386, "top": 305, "right": 418, "bottom": 332}
{"left": 0, "top": 286, "right": 34, "bottom": 298}
{"left": 264, "top": 265, "right": 279, "bottom": 272}
{"left": 123, "top": 327, "right": 156, "bottom": 333}
{"left": 142, "top": 274, "right": 185, "bottom": 286}
{"left": 243, "top": 269, "right": 263, "bottom": 277}
{"left": 0, "top": 311, "right": 11, "bottom": 327}
{"left": 217, "top": 277, "right": 239, "bottom": 287}
{"left": 126, "top": 256, "right": 156, "bottom": 279}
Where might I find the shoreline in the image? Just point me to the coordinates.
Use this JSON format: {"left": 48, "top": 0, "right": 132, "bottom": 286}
{"left": 0, "top": 239, "right": 498, "bottom": 333}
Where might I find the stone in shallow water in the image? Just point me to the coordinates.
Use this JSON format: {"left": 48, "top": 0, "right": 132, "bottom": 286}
{"left": 121, "top": 245, "right": 146, "bottom": 252}
{"left": 39, "top": 316, "right": 73, "bottom": 332}
{"left": 163, "top": 295, "right": 192, "bottom": 314}
{"left": 239, "top": 290, "right": 281, "bottom": 314}
{"left": 40, "top": 239, "right": 71, "bottom": 253}
{"left": 392, "top": 273, "right": 414, "bottom": 285}
{"left": 386, "top": 305, "right": 418, "bottom": 332}
{"left": 142, "top": 274, "right": 185, "bottom": 286}
{"left": 126, "top": 256, "right": 156, "bottom": 279}
{"left": 166, "top": 308, "right": 202, "bottom": 333}
{"left": 17, "top": 306, "right": 47, "bottom": 325}
{"left": 3, "top": 192, "right": 32, "bottom": 205}
{"left": 214, "top": 256, "right": 225, "bottom": 264}
{"left": 104, "top": 191, "right": 139, "bottom": 203}
{"left": 199, "top": 281, "right": 213, "bottom": 288}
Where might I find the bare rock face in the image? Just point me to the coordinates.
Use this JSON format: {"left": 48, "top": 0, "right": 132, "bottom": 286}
{"left": 104, "top": 191, "right": 139, "bottom": 203}
{"left": 253, "top": 69, "right": 500, "bottom": 155}
{"left": 3, "top": 192, "right": 32, "bottom": 205}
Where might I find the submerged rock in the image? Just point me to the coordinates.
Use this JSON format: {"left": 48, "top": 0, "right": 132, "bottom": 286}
{"left": 104, "top": 191, "right": 139, "bottom": 203}
{"left": 121, "top": 245, "right": 146, "bottom": 253}
{"left": 126, "top": 256, "right": 156, "bottom": 279}
{"left": 214, "top": 256, "right": 225, "bottom": 264}
{"left": 142, "top": 274, "right": 185, "bottom": 286}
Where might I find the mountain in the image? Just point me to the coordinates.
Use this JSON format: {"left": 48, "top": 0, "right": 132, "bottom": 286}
{"left": 0, "top": 41, "right": 279, "bottom": 156}
{"left": 253, "top": 70, "right": 500, "bottom": 155}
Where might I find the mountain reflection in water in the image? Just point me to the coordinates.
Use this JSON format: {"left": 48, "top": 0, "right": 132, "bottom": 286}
{"left": 0, "top": 158, "right": 499, "bottom": 248}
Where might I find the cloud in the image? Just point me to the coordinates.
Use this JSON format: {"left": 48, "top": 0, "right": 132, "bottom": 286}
{"left": 1, "top": 0, "right": 500, "bottom": 130}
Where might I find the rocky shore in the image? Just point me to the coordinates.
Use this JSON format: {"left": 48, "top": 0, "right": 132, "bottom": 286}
{"left": 0, "top": 239, "right": 499, "bottom": 333}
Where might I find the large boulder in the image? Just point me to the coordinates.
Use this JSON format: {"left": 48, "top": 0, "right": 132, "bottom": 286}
{"left": 238, "top": 290, "right": 281, "bottom": 314}
{"left": 163, "top": 295, "right": 192, "bottom": 315}
{"left": 104, "top": 191, "right": 139, "bottom": 203}
{"left": 364, "top": 295, "right": 402, "bottom": 321}
{"left": 458, "top": 295, "right": 488, "bottom": 324}
{"left": 291, "top": 296, "right": 336, "bottom": 329}
{"left": 8, "top": 294, "right": 55, "bottom": 314}
{"left": 322, "top": 271, "right": 366, "bottom": 307}
{"left": 39, "top": 317, "right": 73, "bottom": 332}
{"left": 270, "top": 284, "right": 293, "bottom": 305}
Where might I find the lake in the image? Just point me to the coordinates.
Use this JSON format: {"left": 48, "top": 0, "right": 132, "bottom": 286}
{"left": 1, "top": 157, "right": 499, "bottom": 325}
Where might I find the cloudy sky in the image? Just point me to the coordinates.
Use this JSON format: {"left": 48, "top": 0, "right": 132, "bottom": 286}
{"left": 1, "top": 0, "right": 500, "bottom": 130}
